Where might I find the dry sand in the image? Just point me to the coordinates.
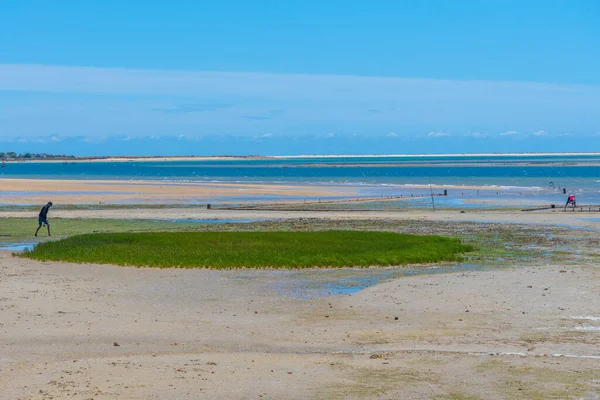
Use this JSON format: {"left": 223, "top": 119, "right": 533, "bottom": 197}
{"left": 1, "top": 207, "right": 600, "bottom": 399}
{"left": 1, "top": 249, "right": 599, "bottom": 399}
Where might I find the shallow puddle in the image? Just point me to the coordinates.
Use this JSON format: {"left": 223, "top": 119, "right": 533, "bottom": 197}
{"left": 582, "top": 217, "right": 600, "bottom": 222}
{"left": 274, "top": 262, "right": 491, "bottom": 299}
{"left": 271, "top": 270, "right": 395, "bottom": 299}
{"left": 0, "top": 242, "right": 38, "bottom": 251}
{"left": 168, "top": 219, "right": 262, "bottom": 224}
{"left": 573, "top": 326, "right": 600, "bottom": 332}
{"left": 568, "top": 316, "right": 600, "bottom": 321}
{"left": 554, "top": 223, "right": 600, "bottom": 232}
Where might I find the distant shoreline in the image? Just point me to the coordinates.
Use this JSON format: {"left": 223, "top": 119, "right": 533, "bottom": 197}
{"left": 2, "top": 155, "right": 272, "bottom": 163}
{"left": 274, "top": 152, "right": 600, "bottom": 158}
{"left": 3, "top": 152, "right": 600, "bottom": 163}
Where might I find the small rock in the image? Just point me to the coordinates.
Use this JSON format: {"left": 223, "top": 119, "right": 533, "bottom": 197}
{"left": 113, "top": 342, "right": 120, "bottom": 347}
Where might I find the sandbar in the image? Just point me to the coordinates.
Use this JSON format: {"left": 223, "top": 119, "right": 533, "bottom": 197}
{"left": 0, "top": 178, "right": 351, "bottom": 205}
{"left": 0, "top": 178, "right": 546, "bottom": 206}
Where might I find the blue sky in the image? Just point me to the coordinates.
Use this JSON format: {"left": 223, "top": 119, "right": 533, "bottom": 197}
{"left": 1, "top": 0, "right": 599, "bottom": 155}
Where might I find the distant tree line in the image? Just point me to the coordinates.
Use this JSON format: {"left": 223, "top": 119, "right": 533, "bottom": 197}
{"left": 0, "top": 152, "right": 75, "bottom": 160}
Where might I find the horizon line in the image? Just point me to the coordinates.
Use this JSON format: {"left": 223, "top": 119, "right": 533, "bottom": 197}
{"left": 5, "top": 151, "right": 600, "bottom": 161}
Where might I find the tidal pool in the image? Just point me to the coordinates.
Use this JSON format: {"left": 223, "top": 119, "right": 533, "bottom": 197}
{"left": 0, "top": 242, "right": 38, "bottom": 251}
{"left": 169, "top": 219, "right": 262, "bottom": 224}
{"left": 272, "top": 262, "right": 491, "bottom": 299}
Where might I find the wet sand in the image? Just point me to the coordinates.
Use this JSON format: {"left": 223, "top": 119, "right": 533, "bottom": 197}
{"left": 0, "top": 179, "right": 348, "bottom": 205}
{"left": 1, "top": 200, "right": 600, "bottom": 398}
{"left": 1, "top": 178, "right": 552, "bottom": 206}
{"left": 1, "top": 244, "right": 599, "bottom": 399}
{"left": 2, "top": 207, "right": 600, "bottom": 230}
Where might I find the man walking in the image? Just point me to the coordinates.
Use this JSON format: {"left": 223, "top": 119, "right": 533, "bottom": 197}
{"left": 35, "top": 201, "right": 53, "bottom": 236}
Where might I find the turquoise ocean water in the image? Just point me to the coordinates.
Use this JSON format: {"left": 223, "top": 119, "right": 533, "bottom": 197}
{"left": 2, "top": 154, "right": 600, "bottom": 207}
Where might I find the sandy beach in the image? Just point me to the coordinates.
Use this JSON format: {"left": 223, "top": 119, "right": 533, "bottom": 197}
{"left": 1, "top": 226, "right": 599, "bottom": 399}
{"left": 4, "top": 0, "right": 600, "bottom": 397}
{"left": 2, "top": 207, "right": 600, "bottom": 230}
{"left": 0, "top": 178, "right": 538, "bottom": 206}
{"left": 4, "top": 156, "right": 273, "bottom": 163}
{"left": 275, "top": 152, "right": 600, "bottom": 158}
{"left": 0, "top": 179, "right": 350, "bottom": 205}
{"left": 1, "top": 183, "right": 600, "bottom": 398}
{"left": 6, "top": 152, "right": 600, "bottom": 163}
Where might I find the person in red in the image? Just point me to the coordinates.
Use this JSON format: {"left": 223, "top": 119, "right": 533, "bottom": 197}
{"left": 564, "top": 194, "right": 576, "bottom": 210}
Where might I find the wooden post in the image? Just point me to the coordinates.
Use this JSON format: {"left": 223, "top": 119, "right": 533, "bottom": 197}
{"left": 429, "top": 184, "right": 436, "bottom": 212}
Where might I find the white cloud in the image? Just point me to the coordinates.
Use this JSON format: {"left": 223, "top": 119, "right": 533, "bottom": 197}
{"left": 387, "top": 132, "right": 398, "bottom": 137}
{"left": 325, "top": 132, "right": 336, "bottom": 138}
{"left": 499, "top": 130, "right": 545, "bottom": 137}
{"left": 82, "top": 136, "right": 107, "bottom": 144}
{"left": 428, "top": 131, "right": 450, "bottom": 137}
{"left": 465, "top": 132, "right": 489, "bottom": 138}
{"left": 1, "top": 64, "right": 599, "bottom": 105}
{"left": 115, "top": 135, "right": 132, "bottom": 141}
{"left": 13, "top": 135, "right": 67, "bottom": 143}
{"left": 1, "top": 64, "right": 599, "bottom": 143}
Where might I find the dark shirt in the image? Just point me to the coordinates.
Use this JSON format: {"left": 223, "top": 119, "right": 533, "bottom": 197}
{"left": 39, "top": 204, "right": 50, "bottom": 219}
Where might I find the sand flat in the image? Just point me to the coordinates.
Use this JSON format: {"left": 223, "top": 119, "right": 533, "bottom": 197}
{"left": 0, "top": 177, "right": 551, "bottom": 206}
{"left": 0, "top": 178, "right": 346, "bottom": 205}
{"left": 1, "top": 221, "right": 600, "bottom": 399}
{"left": 2, "top": 207, "right": 600, "bottom": 230}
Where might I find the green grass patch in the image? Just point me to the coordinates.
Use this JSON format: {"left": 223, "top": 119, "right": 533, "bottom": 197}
{"left": 21, "top": 231, "right": 472, "bottom": 269}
